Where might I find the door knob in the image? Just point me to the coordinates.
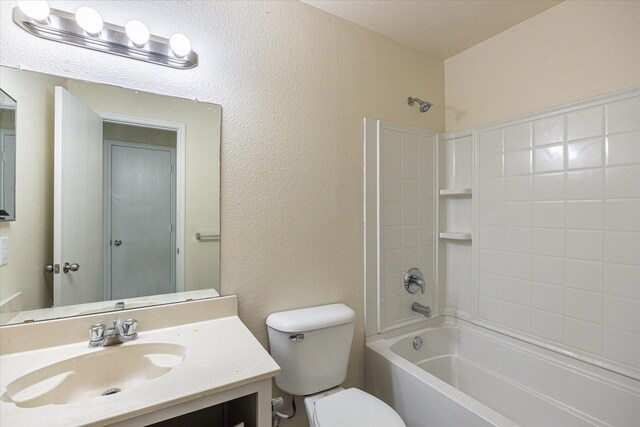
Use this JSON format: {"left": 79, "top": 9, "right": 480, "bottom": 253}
{"left": 114, "top": 239, "right": 122, "bottom": 246}
{"left": 44, "top": 264, "right": 60, "bottom": 274}
{"left": 63, "top": 262, "right": 80, "bottom": 273}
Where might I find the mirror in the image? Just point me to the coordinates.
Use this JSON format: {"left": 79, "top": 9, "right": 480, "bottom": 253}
{"left": 0, "top": 88, "right": 16, "bottom": 222}
{"left": 0, "top": 66, "right": 221, "bottom": 325}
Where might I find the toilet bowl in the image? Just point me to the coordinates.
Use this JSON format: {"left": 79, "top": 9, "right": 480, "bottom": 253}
{"left": 305, "top": 387, "right": 405, "bottom": 427}
{"left": 266, "top": 303, "right": 405, "bottom": 427}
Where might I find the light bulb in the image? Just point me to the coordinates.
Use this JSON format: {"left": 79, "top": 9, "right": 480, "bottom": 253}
{"left": 17, "top": 1, "right": 50, "bottom": 22}
{"left": 75, "top": 7, "right": 103, "bottom": 36}
{"left": 169, "top": 34, "right": 191, "bottom": 58}
{"left": 125, "top": 20, "right": 150, "bottom": 47}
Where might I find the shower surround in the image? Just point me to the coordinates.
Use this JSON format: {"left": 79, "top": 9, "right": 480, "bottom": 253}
{"left": 474, "top": 89, "right": 640, "bottom": 379}
{"left": 364, "top": 87, "right": 640, "bottom": 426}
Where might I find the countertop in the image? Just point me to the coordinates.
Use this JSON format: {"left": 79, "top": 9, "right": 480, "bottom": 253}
{"left": 0, "top": 299, "right": 280, "bottom": 426}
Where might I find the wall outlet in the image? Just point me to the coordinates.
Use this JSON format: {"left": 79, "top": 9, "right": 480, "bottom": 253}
{"left": 0, "top": 237, "right": 8, "bottom": 266}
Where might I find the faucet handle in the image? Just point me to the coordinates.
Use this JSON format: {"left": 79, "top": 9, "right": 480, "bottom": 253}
{"left": 404, "top": 267, "right": 426, "bottom": 294}
{"left": 89, "top": 323, "right": 106, "bottom": 346}
{"left": 121, "top": 318, "right": 138, "bottom": 339}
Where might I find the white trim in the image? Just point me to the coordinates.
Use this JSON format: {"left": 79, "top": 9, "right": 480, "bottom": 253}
{"left": 363, "top": 118, "right": 378, "bottom": 336}
{"left": 364, "top": 119, "right": 439, "bottom": 335}
{"left": 442, "top": 307, "right": 472, "bottom": 322}
{"left": 473, "top": 317, "right": 640, "bottom": 381}
{"left": 470, "top": 128, "right": 479, "bottom": 320}
{"left": 378, "top": 316, "right": 431, "bottom": 335}
{"left": 377, "top": 120, "right": 438, "bottom": 138}
{"left": 52, "top": 87, "right": 63, "bottom": 306}
{"left": 0, "top": 129, "right": 16, "bottom": 221}
{"left": 439, "top": 129, "right": 473, "bottom": 141}
{"left": 375, "top": 120, "right": 382, "bottom": 334}
{"left": 99, "top": 112, "right": 186, "bottom": 293}
{"left": 103, "top": 141, "right": 110, "bottom": 300}
{"left": 434, "top": 131, "right": 440, "bottom": 319}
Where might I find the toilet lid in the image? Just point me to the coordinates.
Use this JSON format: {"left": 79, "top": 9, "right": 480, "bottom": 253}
{"left": 313, "top": 388, "right": 405, "bottom": 427}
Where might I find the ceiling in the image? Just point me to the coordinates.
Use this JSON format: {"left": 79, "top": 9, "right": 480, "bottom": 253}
{"left": 302, "top": 0, "right": 561, "bottom": 59}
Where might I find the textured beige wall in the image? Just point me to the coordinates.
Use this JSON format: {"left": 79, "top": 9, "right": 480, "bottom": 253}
{"left": 213, "top": 5, "right": 444, "bottom": 422}
{"left": 0, "top": 70, "right": 68, "bottom": 311}
{"left": 0, "top": 2, "right": 444, "bottom": 424}
{"left": 445, "top": 0, "right": 640, "bottom": 132}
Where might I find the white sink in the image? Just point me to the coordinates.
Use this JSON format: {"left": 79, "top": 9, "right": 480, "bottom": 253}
{"left": 1, "top": 343, "right": 186, "bottom": 408}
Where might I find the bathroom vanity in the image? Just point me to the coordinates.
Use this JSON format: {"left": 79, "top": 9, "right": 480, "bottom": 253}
{"left": 0, "top": 296, "right": 280, "bottom": 426}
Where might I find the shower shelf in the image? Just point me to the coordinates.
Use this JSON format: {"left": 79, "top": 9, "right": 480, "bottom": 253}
{"left": 439, "top": 232, "right": 472, "bottom": 241}
{"left": 439, "top": 188, "right": 472, "bottom": 196}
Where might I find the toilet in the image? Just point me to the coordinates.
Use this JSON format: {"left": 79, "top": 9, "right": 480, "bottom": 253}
{"left": 266, "top": 303, "right": 405, "bottom": 427}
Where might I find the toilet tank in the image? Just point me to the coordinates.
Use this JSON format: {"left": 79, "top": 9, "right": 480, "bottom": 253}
{"left": 266, "top": 303, "right": 356, "bottom": 396}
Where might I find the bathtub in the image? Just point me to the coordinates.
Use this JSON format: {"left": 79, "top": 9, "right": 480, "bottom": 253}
{"left": 365, "top": 317, "right": 640, "bottom": 427}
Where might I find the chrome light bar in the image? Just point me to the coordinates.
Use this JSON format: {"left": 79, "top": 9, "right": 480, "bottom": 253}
{"left": 13, "top": 7, "right": 198, "bottom": 69}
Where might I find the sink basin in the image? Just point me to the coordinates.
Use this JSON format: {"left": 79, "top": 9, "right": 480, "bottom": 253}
{"left": 2, "top": 343, "right": 186, "bottom": 408}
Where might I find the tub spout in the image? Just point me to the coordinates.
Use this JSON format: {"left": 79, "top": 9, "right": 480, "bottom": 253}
{"left": 412, "top": 302, "right": 431, "bottom": 318}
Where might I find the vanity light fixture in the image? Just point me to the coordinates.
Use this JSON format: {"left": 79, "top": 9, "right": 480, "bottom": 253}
{"left": 75, "top": 7, "right": 103, "bottom": 36}
{"left": 125, "top": 20, "right": 150, "bottom": 47}
{"left": 16, "top": 1, "right": 50, "bottom": 23}
{"left": 169, "top": 34, "right": 192, "bottom": 58}
{"left": 13, "top": 3, "right": 198, "bottom": 69}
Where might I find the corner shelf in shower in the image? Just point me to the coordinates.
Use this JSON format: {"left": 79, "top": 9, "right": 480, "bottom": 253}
{"left": 439, "top": 188, "right": 472, "bottom": 196}
{"left": 439, "top": 232, "right": 472, "bottom": 241}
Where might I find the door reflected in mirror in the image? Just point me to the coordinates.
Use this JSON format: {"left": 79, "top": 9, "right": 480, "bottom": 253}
{"left": 0, "top": 88, "right": 16, "bottom": 222}
{"left": 105, "top": 125, "right": 178, "bottom": 301}
{"left": 0, "top": 66, "right": 221, "bottom": 325}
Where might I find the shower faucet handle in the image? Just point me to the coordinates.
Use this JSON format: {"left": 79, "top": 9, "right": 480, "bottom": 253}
{"left": 405, "top": 267, "right": 426, "bottom": 294}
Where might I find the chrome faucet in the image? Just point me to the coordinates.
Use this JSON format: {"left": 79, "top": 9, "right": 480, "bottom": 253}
{"left": 89, "top": 318, "right": 138, "bottom": 347}
{"left": 405, "top": 268, "right": 426, "bottom": 294}
{"left": 411, "top": 302, "right": 432, "bottom": 318}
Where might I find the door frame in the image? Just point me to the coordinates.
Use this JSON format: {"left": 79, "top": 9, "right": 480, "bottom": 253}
{"left": 99, "top": 112, "right": 186, "bottom": 297}
{"left": 0, "top": 128, "right": 16, "bottom": 221}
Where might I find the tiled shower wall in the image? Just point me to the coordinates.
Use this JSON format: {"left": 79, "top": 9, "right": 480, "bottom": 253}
{"left": 380, "top": 125, "right": 435, "bottom": 330}
{"left": 476, "top": 92, "right": 640, "bottom": 376}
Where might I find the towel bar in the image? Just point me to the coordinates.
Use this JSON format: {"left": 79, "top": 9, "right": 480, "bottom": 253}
{"left": 195, "top": 232, "right": 219, "bottom": 241}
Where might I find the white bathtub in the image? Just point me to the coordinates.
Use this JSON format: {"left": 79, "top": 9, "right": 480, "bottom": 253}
{"left": 365, "top": 317, "right": 640, "bottom": 427}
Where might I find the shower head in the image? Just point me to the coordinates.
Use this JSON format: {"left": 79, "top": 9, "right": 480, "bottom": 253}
{"left": 408, "top": 97, "right": 433, "bottom": 113}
